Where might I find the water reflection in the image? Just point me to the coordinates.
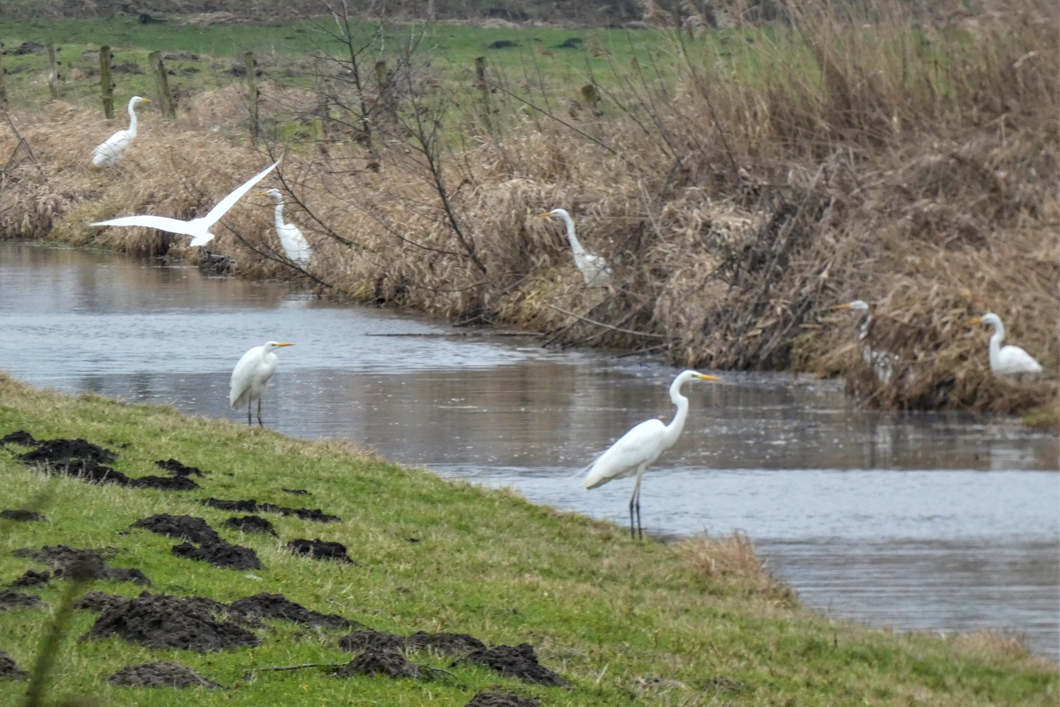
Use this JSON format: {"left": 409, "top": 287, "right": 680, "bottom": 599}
{"left": 1, "top": 242, "right": 1058, "bottom": 659}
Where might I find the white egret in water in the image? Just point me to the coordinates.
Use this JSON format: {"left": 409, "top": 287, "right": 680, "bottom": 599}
{"left": 230, "top": 341, "right": 293, "bottom": 427}
{"left": 583, "top": 370, "right": 720, "bottom": 539}
{"left": 259, "top": 188, "right": 311, "bottom": 268}
{"left": 834, "top": 299, "right": 898, "bottom": 384}
{"left": 90, "top": 160, "right": 280, "bottom": 247}
{"left": 92, "top": 96, "right": 150, "bottom": 168}
{"left": 966, "top": 312, "right": 1043, "bottom": 378}
{"left": 537, "top": 208, "right": 611, "bottom": 287}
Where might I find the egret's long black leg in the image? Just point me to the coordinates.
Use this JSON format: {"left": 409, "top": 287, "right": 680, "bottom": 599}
{"left": 628, "top": 493, "right": 636, "bottom": 540}
{"left": 257, "top": 399, "right": 264, "bottom": 428}
{"left": 246, "top": 400, "right": 252, "bottom": 426}
{"left": 631, "top": 472, "right": 646, "bottom": 540}
{"left": 636, "top": 496, "right": 642, "bottom": 540}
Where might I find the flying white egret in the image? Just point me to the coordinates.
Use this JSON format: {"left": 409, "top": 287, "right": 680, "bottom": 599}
{"left": 259, "top": 188, "right": 311, "bottom": 268}
{"left": 966, "top": 312, "right": 1043, "bottom": 378}
{"left": 537, "top": 208, "right": 611, "bottom": 287}
{"left": 834, "top": 299, "right": 898, "bottom": 384}
{"left": 230, "top": 341, "right": 293, "bottom": 427}
{"left": 583, "top": 370, "right": 720, "bottom": 539}
{"left": 92, "top": 96, "right": 150, "bottom": 168}
{"left": 90, "top": 160, "right": 280, "bottom": 247}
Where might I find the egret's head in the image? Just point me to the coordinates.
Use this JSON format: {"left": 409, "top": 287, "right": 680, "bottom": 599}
{"left": 536, "top": 208, "right": 569, "bottom": 220}
{"left": 264, "top": 341, "right": 294, "bottom": 352}
{"left": 966, "top": 312, "right": 1000, "bottom": 328}
{"left": 835, "top": 300, "right": 869, "bottom": 312}
{"left": 131, "top": 96, "right": 150, "bottom": 105}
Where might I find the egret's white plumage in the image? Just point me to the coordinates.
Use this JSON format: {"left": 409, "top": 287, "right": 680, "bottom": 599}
{"left": 229, "top": 341, "right": 293, "bottom": 427}
{"left": 835, "top": 299, "right": 898, "bottom": 384}
{"left": 260, "top": 188, "right": 311, "bottom": 268}
{"left": 538, "top": 208, "right": 611, "bottom": 287}
{"left": 92, "top": 96, "right": 150, "bottom": 167}
{"left": 583, "top": 370, "right": 720, "bottom": 539}
{"left": 967, "top": 312, "right": 1043, "bottom": 378}
{"left": 90, "top": 160, "right": 280, "bottom": 247}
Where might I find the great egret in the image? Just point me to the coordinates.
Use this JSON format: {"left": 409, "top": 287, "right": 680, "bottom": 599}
{"left": 583, "top": 370, "right": 720, "bottom": 539}
{"left": 537, "top": 208, "right": 611, "bottom": 287}
{"left": 259, "top": 188, "right": 311, "bottom": 268}
{"left": 966, "top": 313, "right": 1043, "bottom": 378}
{"left": 90, "top": 160, "right": 280, "bottom": 247}
{"left": 834, "top": 299, "right": 898, "bottom": 384}
{"left": 230, "top": 341, "right": 293, "bottom": 427}
{"left": 92, "top": 96, "right": 150, "bottom": 168}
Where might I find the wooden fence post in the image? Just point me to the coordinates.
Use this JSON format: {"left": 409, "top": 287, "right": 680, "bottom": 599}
{"left": 46, "top": 43, "right": 59, "bottom": 100}
{"left": 244, "top": 51, "right": 258, "bottom": 141}
{"left": 99, "top": 45, "right": 114, "bottom": 119}
{"left": 0, "top": 38, "right": 7, "bottom": 107}
{"left": 474, "top": 56, "right": 491, "bottom": 120}
{"left": 314, "top": 57, "right": 329, "bottom": 138}
{"left": 147, "top": 51, "right": 175, "bottom": 118}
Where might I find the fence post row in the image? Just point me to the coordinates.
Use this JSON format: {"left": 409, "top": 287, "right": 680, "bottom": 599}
{"left": 99, "top": 45, "right": 114, "bottom": 119}
{"left": 147, "top": 51, "right": 176, "bottom": 118}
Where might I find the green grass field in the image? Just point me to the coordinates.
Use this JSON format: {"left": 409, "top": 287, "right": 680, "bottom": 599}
{"left": 0, "top": 373, "right": 1056, "bottom": 706}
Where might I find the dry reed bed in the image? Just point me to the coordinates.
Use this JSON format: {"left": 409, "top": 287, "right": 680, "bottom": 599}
{"left": 0, "top": 0, "right": 1055, "bottom": 416}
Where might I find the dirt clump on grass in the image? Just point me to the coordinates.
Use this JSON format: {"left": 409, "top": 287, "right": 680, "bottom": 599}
{"left": 229, "top": 593, "right": 362, "bottom": 630}
{"left": 282, "top": 488, "right": 310, "bottom": 496}
{"left": 155, "top": 459, "right": 209, "bottom": 477}
{"left": 0, "top": 509, "right": 45, "bottom": 522}
{"left": 0, "top": 431, "right": 37, "bottom": 447}
{"left": 462, "top": 644, "right": 568, "bottom": 687}
{"left": 76, "top": 590, "right": 129, "bottom": 613}
{"left": 85, "top": 593, "right": 260, "bottom": 651}
{"left": 201, "top": 498, "right": 340, "bottom": 522}
{"left": 131, "top": 514, "right": 222, "bottom": 544}
{"left": 0, "top": 589, "right": 46, "bottom": 611}
{"left": 107, "top": 661, "right": 225, "bottom": 689}
{"left": 223, "top": 515, "right": 278, "bottom": 536}
{"left": 287, "top": 538, "right": 356, "bottom": 564}
{"left": 339, "top": 630, "right": 409, "bottom": 653}
{"left": 0, "top": 649, "right": 27, "bottom": 680}
{"left": 10, "top": 569, "right": 50, "bottom": 589}
{"left": 172, "top": 540, "right": 264, "bottom": 570}
{"left": 408, "top": 631, "right": 488, "bottom": 657}
{"left": 334, "top": 648, "right": 422, "bottom": 680}
{"left": 16, "top": 438, "right": 198, "bottom": 490}
{"left": 465, "top": 692, "right": 540, "bottom": 707}
{"left": 13, "top": 545, "right": 151, "bottom": 586}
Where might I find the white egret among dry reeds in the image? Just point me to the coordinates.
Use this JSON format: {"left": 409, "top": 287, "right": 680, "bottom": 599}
{"left": 966, "top": 313, "right": 1043, "bottom": 378}
{"left": 259, "top": 188, "right": 311, "bottom": 268}
{"left": 834, "top": 299, "right": 899, "bottom": 384}
{"left": 230, "top": 341, "right": 293, "bottom": 427}
{"left": 91, "top": 96, "right": 150, "bottom": 168}
{"left": 90, "top": 161, "right": 280, "bottom": 247}
{"left": 583, "top": 370, "right": 720, "bottom": 539}
{"left": 537, "top": 208, "right": 611, "bottom": 287}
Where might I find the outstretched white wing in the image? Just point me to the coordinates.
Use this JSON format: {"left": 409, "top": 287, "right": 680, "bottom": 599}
{"left": 90, "top": 214, "right": 202, "bottom": 238}
{"left": 203, "top": 160, "right": 281, "bottom": 228}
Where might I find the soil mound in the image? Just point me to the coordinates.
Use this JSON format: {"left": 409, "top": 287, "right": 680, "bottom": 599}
{"left": 10, "top": 570, "right": 50, "bottom": 588}
{"left": 76, "top": 590, "right": 129, "bottom": 613}
{"left": 201, "top": 498, "right": 340, "bottom": 522}
{"left": 408, "top": 631, "right": 487, "bottom": 657}
{"left": 339, "top": 630, "right": 408, "bottom": 653}
{"left": 465, "top": 692, "right": 540, "bottom": 707}
{"left": 131, "top": 515, "right": 221, "bottom": 544}
{"left": 287, "top": 538, "right": 355, "bottom": 564}
{"left": 132, "top": 475, "right": 200, "bottom": 491}
{"left": 0, "top": 649, "right": 26, "bottom": 680}
{"left": 229, "top": 593, "right": 361, "bottom": 629}
{"left": 0, "top": 509, "right": 44, "bottom": 522}
{"left": 16, "top": 440, "right": 196, "bottom": 490}
{"left": 463, "top": 644, "right": 568, "bottom": 686}
{"left": 172, "top": 540, "right": 263, "bottom": 570}
{"left": 107, "top": 661, "right": 225, "bottom": 689}
{"left": 85, "top": 593, "right": 260, "bottom": 651}
{"left": 0, "top": 431, "right": 37, "bottom": 446}
{"left": 155, "top": 459, "right": 208, "bottom": 477}
{"left": 0, "top": 589, "right": 46, "bottom": 611}
{"left": 335, "top": 648, "right": 420, "bottom": 680}
{"left": 282, "top": 488, "right": 310, "bottom": 496}
{"left": 223, "top": 515, "right": 277, "bottom": 536}
{"left": 14, "top": 545, "right": 151, "bottom": 585}
{"left": 20, "top": 437, "right": 116, "bottom": 464}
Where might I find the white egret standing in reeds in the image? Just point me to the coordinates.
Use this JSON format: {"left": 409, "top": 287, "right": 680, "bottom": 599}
{"left": 537, "top": 208, "right": 611, "bottom": 287}
{"left": 92, "top": 96, "right": 150, "bottom": 168}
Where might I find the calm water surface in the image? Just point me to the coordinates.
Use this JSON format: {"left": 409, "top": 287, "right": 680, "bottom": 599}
{"left": 2, "top": 242, "right": 1057, "bottom": 658}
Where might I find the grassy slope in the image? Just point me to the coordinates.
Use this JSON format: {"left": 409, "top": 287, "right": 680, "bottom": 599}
{"left": 0, "top": 372, "right": 1055, "bottom": 706}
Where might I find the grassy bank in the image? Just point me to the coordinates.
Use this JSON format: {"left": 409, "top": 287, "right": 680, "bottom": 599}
{"left": 0, "top": 372, "right": 1056, "bottom": 705}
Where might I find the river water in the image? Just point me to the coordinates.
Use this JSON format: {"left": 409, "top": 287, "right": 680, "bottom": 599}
{"left": 1, "top": 242, "right": 1057, "bottom": 659}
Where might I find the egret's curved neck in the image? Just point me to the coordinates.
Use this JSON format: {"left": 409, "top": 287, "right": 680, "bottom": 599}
{"left": 126, "top": 100, "right": 139, "bottom": 138}
{"left": 558, "top": 212, "right": 585, "bottom": 256}
{"left": 858, "top": 313, "right": 872, "bottom": 342}
{"left": 988, "top": 320, "right": 1005, "bottom": 369}
{"left": 663, "top": 374, "right": 692, "bottom": 449}
{"left": 272, "top": 195, "right": 286, "bottom": 230}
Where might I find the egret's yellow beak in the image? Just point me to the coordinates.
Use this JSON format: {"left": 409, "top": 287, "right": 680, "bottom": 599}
{"left": 141, "top": 98, "right": 151, "bottom": 102}
{"left": 692, "top": 373, "right": 721, "bottom": 381}
{"left": 275, "top": 342, "right": 294, "bottom": 347}
{"left": 965, "top": 317, "right": 982, "bottom": 326}
{"left": 833, "top": 303, "right": 853, "bottom": 310}
{"left": 256, "top": 191, "right": 268, "bottom": 196}
{"left": 536, "top": 211, "right": 553, "bottom": 218}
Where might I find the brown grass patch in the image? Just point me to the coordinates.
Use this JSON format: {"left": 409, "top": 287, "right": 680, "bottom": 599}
{"left": 671, "top": 531, "right": 796, "bottom": 603}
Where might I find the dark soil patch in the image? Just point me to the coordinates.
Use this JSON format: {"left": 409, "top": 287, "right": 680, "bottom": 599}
{"left": 487, "top": 40, "right": 519, "bottom": 49}
{"left": 408, "top": 631, "right": 487, "bottom": 657}
{"left": 282, "top": 488, "right": 310, "bottom": 496}
{"left": 17, "top": 439, "right": 193, "bottom": 490}
{"left": 465, "top": 692, "right": 540, "bottom": 707}
{"left": 229, "top": 593, "right": 362, "bottom": 630}
{"left": 155, "top": 459, "right": 208, "bottom": 477}
{"left": 287, "top": 538, "right": 355, "bottom": 564}
{"left": 10, "top": 569, "right": 50, "bottom": 589}
{"left": 334, "top": 648, "right": 420, "bottom": 680}
{"left": 108, "top": 661, "right": 225, "bottom": 689}
{"left": 0, "top": 431, "right": 37, "bottom": 446}
{"left": 339, "top": 630, "right": 407, "bottom": 652}
{"left": 11, "top": 41, "right": 45, "bottom": 55}
{"left": 553, "top": 37, "right": 584, "bottom": 49}
{"left": 85, "top": 593, "right": 260, "bottom": 651}
{"left": 223, "top": 515, "right": 277, "bottom": 536}
{"left": 0, "top": 589, "right": 45, "bottom": 611}
{"left": 112, "top": 61, "right": 144, "bottom": 74}
{"left": 201, "top": 498, "right": 340, "bottom": 523}
{"left": 20, "top": 437, "right": 116, "bottom": 464}
{"left": 133, "top": 475, "right": 200, "bottom": 491}
{"left": 0, "top": 509, "right": 44, "bottom": 522}
{"left": 76, "top": 590, "right": 129, "bottom": 613}
{"left": 462, "top": 644, "right": 568, "bottom": 687}
{"left": 0, "top": 649, "right": 26, "bottom": 680}
{"left": 131, "top": 515, "right": 221, "bottom": 544}
{"left": 172, "top": 541, "right": 263, "bottom": 570}
{"left": 14, "top": 545, "right": 151, "bottom": 586}
{"left": 163, "top": 51, "right": 200, "bottom": 61}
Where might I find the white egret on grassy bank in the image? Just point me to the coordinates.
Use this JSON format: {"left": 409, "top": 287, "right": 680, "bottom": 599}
{"left": 583, "top": 370, "right": 720, "bottom": 539}
{"left": 92, "top": 96, "right": 150, "bottom": 168}
{"left": 834, "top": 299, "right": 898, "bottom": 384}
{"left": 259, "top": 188, "right": 311, "bottom": 268}
{"left": 230, "top": 341, "right": 293, "bottom": 427}
{"left": 966, "top": 313, "right": 1043, "bottom": 378}
{"left": 537, "top": 208, "right": 611, "bottom": 287}
{"left": 90, "top": 160, "right": 280, "bottom": 247}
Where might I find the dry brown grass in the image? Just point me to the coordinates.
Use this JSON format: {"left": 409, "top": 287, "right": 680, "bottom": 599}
{"left": 670, "top": 531, "right": 796, "bottom": 603}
